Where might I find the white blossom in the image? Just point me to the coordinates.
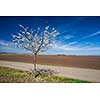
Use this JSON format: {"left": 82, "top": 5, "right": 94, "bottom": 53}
{"left": 26, "top": 32, "right": 31, "bottom": 35}
{"left": 45, "top": 25, "right": 49, "bottom": 30}
{"left": 38, "top": 27, "right": 40, "bottom": 30}
{"left": 12, "top": 35, "right": 16, "bottom": 38}
{"left": 52, "top": 27, "right": 55, "bottom": 31}
{"left": 12, "top": 25, "right": 58, "bottom": 54}
{"left": 18, "top": 33, "right": 22, "bottom": 36}
{"left": 19, "top": 24, "right": 24, "bottom": 28}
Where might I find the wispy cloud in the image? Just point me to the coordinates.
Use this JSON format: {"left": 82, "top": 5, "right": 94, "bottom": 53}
{"left": 0, "top": 39, "right": 31, "bottom": 53}
{"left": 82, "top": 30, "right": 100, "bottom": 39}
{"left": 53, "top": 41, "right": 100, "bottom": 52}
{"left": 0, "top": 40, "right": 14, "bottom": 46}
{"left": 0, "top": 40, "right": 15, "bottom": 53}
{"left": 54, "top": 43, "right": 79, "bottom": 51}
{"left": 64, "top": 35, "right": 75, "bottom": 40}
{"left": 67, "top": 41, "right": 78, "bottom": 46}
{"left": 0, "top": 41, "right": 9, "bottom": 46}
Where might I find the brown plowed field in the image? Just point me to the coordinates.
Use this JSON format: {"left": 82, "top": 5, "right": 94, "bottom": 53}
{"left": 0, "top": 54, "right": 100, "bottom": 70}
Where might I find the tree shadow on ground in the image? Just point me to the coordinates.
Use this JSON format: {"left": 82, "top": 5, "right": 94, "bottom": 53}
{"left": 30, "top": 68, "right": 58, "bottom": 78}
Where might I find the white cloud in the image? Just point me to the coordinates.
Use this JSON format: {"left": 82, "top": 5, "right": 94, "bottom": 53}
{"left": 0, "top": 41, "right": 9, "bottom": 46}
{"left": 0, "top": 39, "right": 31, "bottom": 53}
{"left": 82, "top": 30, "right": 100, "bottom": 39}
{"left": 53, "top": 42, "right": 100, "bottom": 52}
{"left": 67, "top": 41, "right": 78, "bottom": 46}
{"left": 64, "top": 35, "right": 74, "bottom": 40}
{"left": 86, "top": 47, "right": 100, "bottom": 50}
{"left": 53, "top": 42, "right": 80, "bottom": 51}
{"left": 0, "top": 40, "right": 14, "bottom": 46}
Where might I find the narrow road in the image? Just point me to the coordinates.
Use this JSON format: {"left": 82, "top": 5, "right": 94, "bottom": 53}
{"left": 0, "top": 61, "right": 100, "bottom": 82}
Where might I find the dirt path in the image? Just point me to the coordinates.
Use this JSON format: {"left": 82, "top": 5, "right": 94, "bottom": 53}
{"left": 0, "top": 61, "right": 100, "bottom": 82}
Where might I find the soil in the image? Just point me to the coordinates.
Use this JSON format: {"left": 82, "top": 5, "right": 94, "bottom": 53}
{"left": 0, "top": 54, "right": 100, "bottom": 70}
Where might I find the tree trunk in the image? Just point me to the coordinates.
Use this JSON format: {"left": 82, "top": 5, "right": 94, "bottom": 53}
{"left": 33, "top": 53, "right": 37, "bottom": 71}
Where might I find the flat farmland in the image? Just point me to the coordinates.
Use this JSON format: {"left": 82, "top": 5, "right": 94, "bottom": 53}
{"left": 0, "top": 54, "right": 100, "bottom": 70}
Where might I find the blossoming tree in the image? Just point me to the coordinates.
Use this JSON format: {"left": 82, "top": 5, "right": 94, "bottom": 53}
{"left": 12, "top": 25, "right": 58, "bottom": 71}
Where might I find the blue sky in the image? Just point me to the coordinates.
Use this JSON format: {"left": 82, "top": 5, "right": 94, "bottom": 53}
{"left": 0, "top": 16, "right": 100, "bottom": 55}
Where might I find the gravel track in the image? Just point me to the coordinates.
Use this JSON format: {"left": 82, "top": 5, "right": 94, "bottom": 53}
{"left": 0, "top": 61, "right": 100, "bottom": 82}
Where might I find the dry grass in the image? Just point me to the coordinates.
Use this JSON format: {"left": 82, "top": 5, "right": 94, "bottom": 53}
{"left": 0, "top": 66, "right": 89, "bottom": 83}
